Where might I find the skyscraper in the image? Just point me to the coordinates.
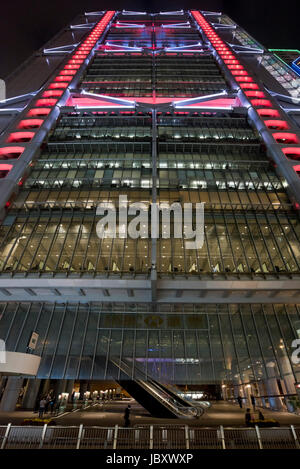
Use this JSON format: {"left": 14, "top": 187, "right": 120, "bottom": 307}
{"left": 0, "top": 9, "right": 300, "bottom": 416}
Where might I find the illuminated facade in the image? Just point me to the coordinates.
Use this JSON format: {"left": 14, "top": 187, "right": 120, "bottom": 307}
{"left": 0, "top": 10, "right": 300, "bottom": 413}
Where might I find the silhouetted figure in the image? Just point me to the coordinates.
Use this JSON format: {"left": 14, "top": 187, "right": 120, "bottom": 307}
{"left": 49, "top": 397, "right": 56, "bottom": 415}
{"left": 250, "top": 394, "right": 256, "bottom": 411}
{"left": 237, "top": 395, "right": 243, "bottom": 408}
{"left": 124, "top": 404, "right": 131, "bottom": 427}
{"left": 258, "top": 410, "right": 265, "bottom": 421}
{"left": 245, "top": 408, "right": 252, "bottom": 426}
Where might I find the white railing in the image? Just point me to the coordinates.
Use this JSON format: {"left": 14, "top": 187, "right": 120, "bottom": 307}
{"left": 0, "top": 424, "right": 299, "bottom": 449}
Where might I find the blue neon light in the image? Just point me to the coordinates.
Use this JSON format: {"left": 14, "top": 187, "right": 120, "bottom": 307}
{"left": 291, "top": 56, "right": 300, "bottom": 77}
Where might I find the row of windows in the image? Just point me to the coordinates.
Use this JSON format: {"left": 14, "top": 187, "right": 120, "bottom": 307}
{"left": 39, "top": 150, "right": 267, "bottom": 164}
{"left": 47, "top": 142, "right": 151, "bottom": 153}
{"left": 27, "top": 166, "right": 284, "bottom": 189}
{"left": 0, "top": 212, "right": 299, "bottom": 276}
{"left": 82, "top": 76, "right": 225, "bottom": 85}
{"left": 50, "top": 128, "right": 152, "bottom": 142}
{"left": 157, "top": 117, "right": 251, "bottom": 129}
{"left": 158, "top": 127, "right": 257, "bottom": 142}
{"left": 49, "top": 128, "right": 257, "bottom": 144}
{"left": 83, "top": 86, "right": 225, "bottom": 97}
{"left": 21, "top": 183, "right": 289, "bottom": 209}
{"left": 40, "top": 152, "right": 151, "bottom": 161}
{"left": 58, "top": 117, "right": 151, "bottom": 129}
{"left": 158, "top": 142, "right": 261, "bottom": 154}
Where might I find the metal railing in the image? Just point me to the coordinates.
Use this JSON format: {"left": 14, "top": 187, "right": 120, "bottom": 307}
{"left": 0, "top": 424, "right": 299, "bottom": 449}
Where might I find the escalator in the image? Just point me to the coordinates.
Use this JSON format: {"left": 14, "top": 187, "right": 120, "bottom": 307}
{"left": 110, "top": 358, "right": 203, "bottom": 419}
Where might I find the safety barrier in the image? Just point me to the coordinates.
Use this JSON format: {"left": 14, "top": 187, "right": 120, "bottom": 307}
{"left": 0, "top": 424, "right": 299, "bottom": 449}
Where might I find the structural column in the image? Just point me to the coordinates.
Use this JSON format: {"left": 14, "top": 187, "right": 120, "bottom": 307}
{"left": 65, "top": 380, "right": 75, "bottom": 401}
{"left": 79, "top": 380, "right": 88, "bottom": 399}
{"left": 54, "top": 379, "right": 67, "bottom": 398}
{"left": 22, "top": 379, "right": 41, "bottom": 410}
{"left": 266, "top": 362, "right": 284, "bottom": 410}
{"left": 0, "top": 376, "right": 23, "bottom": 412}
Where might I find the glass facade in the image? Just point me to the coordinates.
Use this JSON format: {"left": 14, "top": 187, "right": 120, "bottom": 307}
{"left": 0, "top": 303, "right": 300, "bottom": 390}
{"left": 0, "top": 10, "right": 300, "bottom": 411}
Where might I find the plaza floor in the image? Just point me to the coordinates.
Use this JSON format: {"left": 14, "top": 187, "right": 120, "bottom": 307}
{"left": 0, "top": 400, "right": 300, "bottom": 427}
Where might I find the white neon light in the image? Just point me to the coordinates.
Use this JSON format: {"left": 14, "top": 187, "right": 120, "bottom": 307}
{"left": 165, "top": 49, "right": 205, "bottom": 53}
{"left": 159, "top": 10, "right": 184, "bottom": 15}
{"left": 70, "top": 23, "right": 95, "bottom": 29}
{"left": 212, "top": 23, "right": 237, "bottom": 30}
{"left": 75, "top": 105, "right": 135, "bottom": 109}
{"left": 44, "top": 44, "right": 78, "bottom": 54}
{"left": 81, "top": 90, "right": 136, "bottom": 107}
{"left": 174, "top": 105, "right": 233, "bottom": 110}
{"left": 0, "top": 91, "right": 38, "bottom": 105}
{"left": 161, "top": 22, "right": 190, "bottom": 28}
{"left": 84, "top": 11, "right": 105, "bottom": 16}
{"left": 105, "top": 43, "right": 142, "bottom": 52}
{"left": 283, "top": 108, "right": 300, "bottom": 113}
{"left": 174, "top": 90, "right": 228, "bottom": 107}
{"left": 115, "top": 22, "right": 145, "bottom": 28}
{"left": 0, "top": 108, "right": 24, "bottom": 113}
{"left": 164, "top": 43, "right": 203, "bottom": 52}
{"left": 228, "top": 43, "right": 264, "bottom": 54}
{"left": 267, "top": 90, "right": 300, "bottom": 103}
{"left": 201, "top": 11, "right": 222, "bottom": 16}
{"left": 122, "top": 10, "right": 147, "bottom": 15}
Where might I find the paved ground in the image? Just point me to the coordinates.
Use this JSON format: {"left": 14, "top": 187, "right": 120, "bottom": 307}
{"left": 1, "top": 400, "right": 300, "bottom": 427}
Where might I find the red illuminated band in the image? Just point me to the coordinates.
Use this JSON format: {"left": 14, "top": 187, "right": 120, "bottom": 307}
{"left": 191, "top": 10, "right": 300, "bottom": 177}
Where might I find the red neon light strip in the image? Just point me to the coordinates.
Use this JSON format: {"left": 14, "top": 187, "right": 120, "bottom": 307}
{"left": 0, "top": 10, "right": 115, "bottom": 184}
{"left": 191, "top": 10, "right": 300, "bottom": 180}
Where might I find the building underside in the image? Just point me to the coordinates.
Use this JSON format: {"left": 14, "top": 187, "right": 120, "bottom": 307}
{"left": 0, "top": 10, "right": 300, "bottom": 414}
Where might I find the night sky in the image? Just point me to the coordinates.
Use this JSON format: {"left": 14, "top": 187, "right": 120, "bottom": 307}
{"left": 0, "top": 0, "right": 299, "bottom": 79}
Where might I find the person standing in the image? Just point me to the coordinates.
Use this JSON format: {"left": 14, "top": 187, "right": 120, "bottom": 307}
{"left": 250, "top": 394, "right": 256, "bottom": 411}
{"left": 237, "top": 395, "right": 243, "bottom": 409}
{"left": 124, "top": 404, "right": 131, "bottom": 427}
{"left": 38, "top": 397, "right": 47, "bottom": 418}
{"left": 49, "top": 396, "right": 56, "bottom": 415}
{"left": 245, "top": 408, "right": 252, "bottom": 426}
{"left": 258, "top": 410, "right": 265, "bottom": 421}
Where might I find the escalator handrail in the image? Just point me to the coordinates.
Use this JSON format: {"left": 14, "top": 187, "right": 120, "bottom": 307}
{"left": 115, "top": 357, "right": 203, "bottom": 417}
{"left": 111, "top": 358, "right": 201, "bottom": 418}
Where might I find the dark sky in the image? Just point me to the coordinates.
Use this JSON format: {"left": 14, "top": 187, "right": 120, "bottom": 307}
{"left": 0, "top": 0, "right": 299, "bottom": 79}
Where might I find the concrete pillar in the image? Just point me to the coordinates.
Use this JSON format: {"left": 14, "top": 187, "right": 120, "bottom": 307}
{"left": 296, "top": 384, "right": 300, "bottom": 401}
{"left": 41, "top": 379, "right": 51, "bottom": 396}
{"left": 258, "top": 380, "right": 267, "bottom": 408}
{"left": 22, "top": 379, "right": 41, "bottom": 410}
{"left": 54, "top": 379, "right": 67, "bottom": 398}
{"left": 0, "top": 376, "right": 7, "bottom": 404}
{"left": 266, "top": 362, "right": 284, "bottom": 411}
{"left": 0, "top": 376, "right": 23, "bottom": 412}
{"left": 65, "top": 380, "right": 75, "bottom": 402}
{"left": 279, "top": 356, "right": 295, "bottom": 394}
{"left": 79, "top": 380, "right": 88, "bottom": 400}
